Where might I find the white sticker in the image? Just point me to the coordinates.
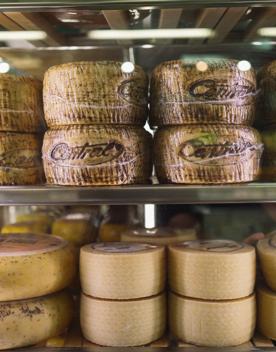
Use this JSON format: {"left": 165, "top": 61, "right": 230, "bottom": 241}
{"left": 179, "top": 239, "right": 243, "bottom": 252}
{"left": 93, "top": 242, "right": 156, "bottom": 253}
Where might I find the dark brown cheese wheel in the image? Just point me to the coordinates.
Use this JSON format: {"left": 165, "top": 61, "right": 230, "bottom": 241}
{"left": 42, "top": 125, "right": 152, "bottom": 186}
{"left": 0, "top": 132, "right": 43, "bottom": 185}
{"left": 154, "top": 125, "right": 263, "bottom": 184}
{"left": 43, "top": 61, "right": 148, "bottom": 127}
{"left": 0, "top": 74, "right": 43, "bottom": 132}
{"left": 150, "top": 59, "right": 256, "bottom": 126}
{"left": 260, "top": 128, "right": 276, "bottom": 181}
{"left": 257, "top": 61, "right": 276, "bottom": 126}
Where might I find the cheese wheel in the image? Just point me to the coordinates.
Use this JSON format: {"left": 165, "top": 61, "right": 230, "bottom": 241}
{"left": 99, "top": 223, "right": 129, "bottom": 242}
{"left": 257, "top": 234, "right": 276, "bottom": 291}
{"left": 16, "top": 212, "right": 54, "bottom": 228}
{"left": 0, "top": 290, "right": 73, "bottom": 350}
{"left": 0, "top": 233, "right": 76, "bottom": 300}
{"left": 257, "top": 60, "right": 276, "bottom": 125}
{"left": 81, "top": 292, "right": 166, "bottom": 346}
{"left": 169, "top": 292, "right": 256, "bottom": 347}
{"left": 0, "top": 132, "right": 43, "bottom": 185}
{"left": 0, "top": 74, "right": 43, "bottom": 133}
{"left": 43, "top": 61, "right": 148, "bottom": 127}
{"left": 1, "top": 221, "right": 49, "bottom": 234}
{"left": 80, "top": 242, "right": 165, "bottom": 299}
{"left": 257, "top": 285, "right": 276, "bottom": 339}
{"left": 169, "top": 240, "right": 255, "bottom": 300}
{"left": 121, "top": 227, "right": 197, "bottom": 246}
{"left": 260, "top": 129, "right": 276, "bottom": 181}
{"left": 42, "top": 125, "right": 152, "bottom": 186}
{"left": 154, "top": 125, "right": 263, "bottom": 184}
{"left": 52, "top": 214, "right": 96, "bottom": 247}
{"left": 150, "top": 59, "right": 256, "bottom": 126}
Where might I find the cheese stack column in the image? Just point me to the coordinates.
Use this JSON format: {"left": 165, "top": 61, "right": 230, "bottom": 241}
{"left": 0, "top": 233, "right": 77, "bottom": 349}
{"left": 0, "top": 74, "right": 44, "bottom": 185}
{"left": 80, "top": 242, "right": 166, "bottom": 346}
{"left": 43, "top": 61, "right": 152, "bottom": 186}
{"left": 169, "top": 240, "right": 256, "bottom": 347}
{"left": 257, "top": 234, "right": 276, "bottom": 339}
{"left": 151, "top": 59, "right": 263, "bottom": 184}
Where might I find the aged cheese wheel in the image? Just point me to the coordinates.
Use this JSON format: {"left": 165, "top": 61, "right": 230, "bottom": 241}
{"left": 52, "top": 214, "right": 96, "bottom": 247}
{"left": 121, "top": 227, "right": 197, "bottom": 246}
{"left": 99, "top": 223, "right": 129, "bottom": 242}
{"left": 170, "top": 292, "right": 256, "bottom": 347}
{"left": 257, "top": 234, "right": 276, "bottom": 291}
{"left": 0, "top": 132, "right": 43, "bottom": 185}
{"left": 169, "top": 240, "right": 255, "bottom": 300}
{"left": 257, "top": 60, "right": 276, "bottom": 125}
{"left": 81, "top": 292, "right": 166, "bottom": 346}
{"left": 260, "top": 129, "right": 276, "bottom": 181}
{"left": 0, "top": 74, "right": 43, "bottom": 132}
{"left": 80, "top": 242, "right": 165, "bottom": 299}
{"left": 43, "top": 125, "right": 152, "bottom": 186}
{"left": 43, "top": 61, "right": 148, "bottom": 127}
{"left": 16, "top": 212, "right": 54, "bottom": 228}
{"left": 0, "top": 290, "right": 73, "bottom": 350}
{"left": 1, "top": 221, "right": 49, "bottom": 234}
{"left": 257, "top": 285, "right": 276, "bottom": 340}
{"left": 0, "top": 233, "right": 76, "bottom": 300}
{"left": 150, "top": 59, "right": 256, "bottom": 126}
{"left": 154, "top": 125, "right": 263, "bottom": 184}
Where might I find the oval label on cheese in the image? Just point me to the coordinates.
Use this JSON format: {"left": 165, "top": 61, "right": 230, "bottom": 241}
{"left": 118, "top": 78, "right": 148, "bottom": 106}
{"left": 49, "top": 140, "right": 124, "bottom": 166}
{"left": 179, "top": 240, "right": 243, "bottom": 252}
{"left": 269, "top": 235, "right": 276, "bottom": 249}
{"left": 92, "top": 242, "right": 156, "bottom": 253}
{"left": 0, "top": 234, "right": 66, "bottom": 256}
{"left": 0, "top": 149, "right": 40, "bottom": 168}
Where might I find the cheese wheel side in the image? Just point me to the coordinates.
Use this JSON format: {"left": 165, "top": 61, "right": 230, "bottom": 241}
{"left": 257, "top": 285, "right": 276, "bottom": 340}
{"left": 257, "top": 235, "right": 276, "bottom": 291}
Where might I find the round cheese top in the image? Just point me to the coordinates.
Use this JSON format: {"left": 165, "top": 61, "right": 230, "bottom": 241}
{"left": 90, "top": 242, "right": 158, "bottom": 254}
{"left": 0, "top": 233, "right": 67, "bottom": 256}
{"left": 123, "top": 227, "right": 177, "bottom": 238}
{"left": 176, "top": 239, "right": 244, "bottom": 252}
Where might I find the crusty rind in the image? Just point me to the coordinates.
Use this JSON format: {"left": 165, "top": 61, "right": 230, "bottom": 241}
{"left": 0, "top": 132, "right": 43, "bottom": 185}
{"left": 43, "top": 61, "right": 148, "bottom": 127}
{"left": 154, "top": 125, "right": 263, "bottom": 184}
{"left": 42, "top": 125, "right": 152, "bottom": 186}
{"left": 150, "top": 59, "right": 256, "bottom": 126}
{"left": 0, "top": 74, "right": 43, "bottom": 132}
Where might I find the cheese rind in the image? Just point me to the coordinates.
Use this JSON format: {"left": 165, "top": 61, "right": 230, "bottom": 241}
{"left": 150, "top": 59, "right": 256, "bottom": 126}
{"left": 169, "top": 240, "right": 256, "bottom": 300}
{"left": 257, "top": 235, "right": 276, "bottom": 291}
{"left": 42, "top": 125, "right": 152, "bottom": 186}
{"left": 81, "top": 292, "right": 166, "bottom": 346}
{"left": 43, "top": 61, "right": 148, "bottom": 127}
{"left": 169, "top": 292, "right": 256, "bottom": 347}
{"left": 154, "top": 125, "right": 263, "bottom": 184}
{"left": 0, "top": 290, "right": 73, "bottom": 350}
{"left": 0, "top": 233, "right": 76, "bottom": 300}
{"left": 1, "top": 221, "right": 49, "bottom": 234}
{"left": 80, "top": 242, "right": 165, "bottom": 299}
{"left": 257, "top": 285, "right": 276, "bottom": 339}
{"left": 0, "top": 74, "right": 43, "bottom": 132}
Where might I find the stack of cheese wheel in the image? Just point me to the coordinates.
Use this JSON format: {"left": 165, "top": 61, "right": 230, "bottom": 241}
{"left": 151, "top": 59, "right": 263, "bottom": 184}
{"left": 0, "top": 74, "right": 44, "bottom": 185}
{"left": 80, "top": 242, "right": 166, "bottom": 346}
{"left": 121, "top": 227, "right": 197, "bottom": 246}
{"left": 42, "top": 61, "right": 152, "bottom": 186}
{"left": 169, "top": 239, "right": 256, "bottom": 347}
{"left": 0, "top": 233, "right": 77, "bottom": 349}
{"left": 257, "top": 234, "right": 276, "bottom": 340}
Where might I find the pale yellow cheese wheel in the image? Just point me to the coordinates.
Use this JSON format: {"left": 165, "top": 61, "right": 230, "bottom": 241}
{"left": 0, "top": 290, "right": 73, "bottom": 350}
{"left": 80, "top": 242, "right": 165, "bottom": 299}
{"left": 257, "top": 234, "right": 276, "bottom": 291}
{"left": 121, "top": 227, "right": 197, "bottom": 246}
{"left": 52, "top": 214, "right": 96, "bottom": 247}
{"left": 257, "top": 285, "right": 276, "bottom": 339}
{"left": 0, "top": 233, "right": 76, "bottom": 300}
{"left": 169, "top": 240, "right": 256, "bottom": 300}
{"left": 1, "top": 221, "right": 49, "bottom": 234}
{"left": 81, "top": 292, "right": 166, "bottom": 346}
{"left": 169, "top": 292, "right": 256, "bottom": 347}
{"left": 16, "top": 212, "right": 54, "bottom": 228}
